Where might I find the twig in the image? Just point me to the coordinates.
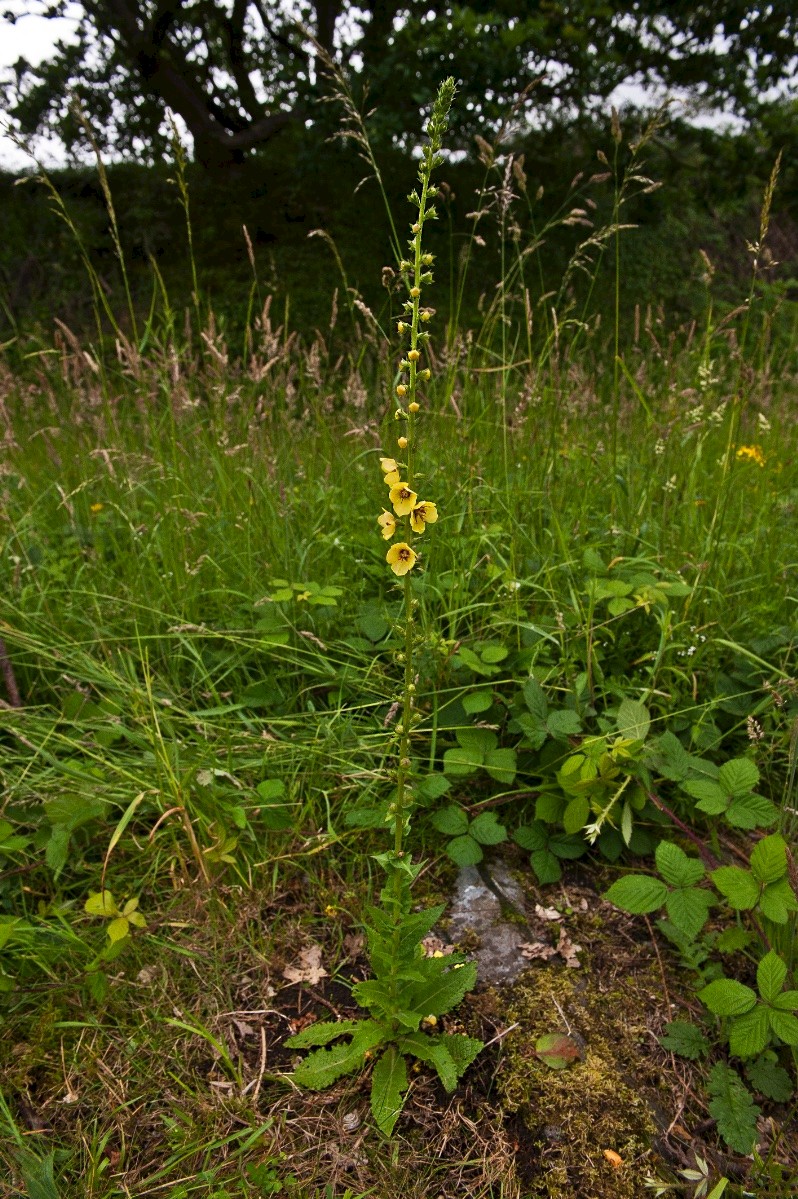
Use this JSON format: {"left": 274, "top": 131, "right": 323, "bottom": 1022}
{"left": 0, "top": 638, "right": 21, "bottom": 707}
{"left": 647, "top": 790, "right": 720, "bottom": 869}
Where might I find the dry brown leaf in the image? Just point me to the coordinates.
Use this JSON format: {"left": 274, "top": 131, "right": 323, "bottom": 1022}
{"left": 519, "top": 940, "right": 558, "bottom": 961}
{"left": 282, "top": 944, "right": 328, "bottom": 985}
{"left": 556, "top": 927, "right": 582, "bottom": 968}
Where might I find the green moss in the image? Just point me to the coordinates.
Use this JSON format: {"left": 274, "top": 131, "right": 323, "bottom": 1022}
{"left": 498, "top": 967, "right": 664, "bottom": 1198}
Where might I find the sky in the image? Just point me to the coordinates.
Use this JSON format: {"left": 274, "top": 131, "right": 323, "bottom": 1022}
{"left": 0, "top": 2, "right": 746, "bottom": 172}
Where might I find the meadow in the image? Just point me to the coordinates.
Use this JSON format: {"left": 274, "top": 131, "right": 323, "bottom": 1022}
{"left": 0, "top": 94, "right": 797, "bottom": 1198}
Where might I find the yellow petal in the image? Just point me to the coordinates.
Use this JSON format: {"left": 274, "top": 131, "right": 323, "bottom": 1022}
{"left": 389, "top": 483, "right": 418, "bottom": 517}
{"left": 380, "top": 457, "right": 399, "bottom": 474}
{"left": 377, "top": 510, "right": 396, "bottom": 540}
{"left": 384, "top": 470, "right": 401, "bottom": 487}
{"left": 386, "top": 542, "right": 417, "bottom": 576}
{"left": 410, "top": 501, "right": 438, "bottom": 533}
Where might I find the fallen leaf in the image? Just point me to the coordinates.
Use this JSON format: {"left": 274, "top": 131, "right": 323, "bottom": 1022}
{"left": 534, "top": 903, "right": 562, "bottom": 921}
{"left": 557, "top": 927, "right": 582, "bottom": 968}
{"left": 519, "top": 941, "right": 558, "bottom": 961}
{"left": 282, "top": 944, "right": 328, "bottom": 985}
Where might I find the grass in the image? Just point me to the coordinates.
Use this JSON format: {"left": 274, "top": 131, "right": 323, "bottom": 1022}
{"left": 1, "top": 111, "right": 797, "bottom": 1196}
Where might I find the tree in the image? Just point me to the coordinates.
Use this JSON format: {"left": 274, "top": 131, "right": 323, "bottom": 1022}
{"left": 3, "top": 1, "right": 797, "bottom": 169}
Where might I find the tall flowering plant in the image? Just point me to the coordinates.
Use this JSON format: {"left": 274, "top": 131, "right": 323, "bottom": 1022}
{"left": 286, "top": 79, "right": 482, "bottom": 1137}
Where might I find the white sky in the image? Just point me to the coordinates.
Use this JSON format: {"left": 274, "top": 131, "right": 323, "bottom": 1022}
{"left": 0, "top": 2, "right": 746, "bottom": 172}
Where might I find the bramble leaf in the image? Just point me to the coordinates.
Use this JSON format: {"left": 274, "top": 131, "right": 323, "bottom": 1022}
{"left": 745, "top": 1052, "right": 794, "bottom": 1101}
{"left": 604, "top": 874, "right": 668, "bottom": 914}
{"left": 656, "top": 841, "right": 704, "bottom": 889}
{"left": 665, "top": 887, "right": 713, "bottom": 940}
{"left": 707, "top": 1063, "right": 760, "bottom": 1154}
{"left": 659, "top": 1020, "right": 710, "bottom": 1060}
{"left": 698, "top": 978, "right": 757, "bottom": 1017}
{"left": 757, "top": 951, "right": 787, "bottom": 1004}
{"left": 446, "top": 835, "right": 483, "bottom": 866}
{"left": 711, "top": 866, "right": 759, "bottom": 909}
{"left": 750, "top": 835, "right": 787, "bottom": 884}
{"left": 469, "top": 811, "right": 507, "bottom": 845}
{"left": 728, "top": 1005, "right": 770, "bottom": 1058}
{"left": 431, "top": 806, "right": 469, "bottom": 836}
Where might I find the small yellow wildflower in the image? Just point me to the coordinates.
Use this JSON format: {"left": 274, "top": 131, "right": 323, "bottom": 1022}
{"left": 420, "top": 311, "right": 431, "bottom": 322}
{"left": 90, "top": 502, "right": 104, "bottom": 513}
{"left": 386, "top": 542, "right": 417, "bottom": 576}
{"left": 380, "top": 456, "right": 401, "bottom": 485}
{"left": 420, "top": 368, "right": 431, "bottom": 381}
{"left": 397, "top": 436, "right": 408, "bottom": 449}
{"left": 410, "top": 501, "right": 438, "bottom": 534}
{"left": 397, "top": 384, "right": 407, "bottom": 398}
{"left": 409, "top": 401, "right": 420, "bottom": 413}
{"left": 408, "top": 349, "right": 421, "bottom": 362}
{"left": 397, "top": 322, "right": 407, "bottom": 335}
{"left": 410, "top": 286, "right": 421, "bottom": 297}
{"left": 736, "top": 444, "right": 765, "bottom": 467}
{"left": 378, "top": 509, "right": 397, "bottom": 540}
{"left": 389, "top": 482, "right": 418, "bottom": 516}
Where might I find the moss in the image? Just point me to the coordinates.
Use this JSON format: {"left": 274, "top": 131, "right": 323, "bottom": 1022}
{"left": 497, "top": 966, "right": 664, "bottom": 1198}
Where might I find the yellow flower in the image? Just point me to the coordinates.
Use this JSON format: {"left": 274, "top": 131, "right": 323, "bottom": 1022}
{"left": 397, "top": 436, "right": 408, "bottom": 449}
{"left": 90, "top": 502, "right": 104, "bottom": 513}
{"left": 380, "top": 456, "right": 401, "bottom": 486}
{"left": 736, "top": 444, "right": 765, "bottom": 467}
{"left": 389, "top": 482, "right": 418, "bottom": 516}
{"left": 397, "top": 384, "right": 407, "bottom": 398}
{"left": 408, "top": 349, "right": 421, "bottom": 362}
{"left": 386, "top": 542, "right": 417, "bottom": 576}
{"left": 378, "top": 509, "right": 396, "bottom": 540}
{"left": 410, "top": 286, "right": 421, "bottom": 297}
{"left": 409, "top": 401, "right": 420, "bottom": 413}
{"left": 410, "top": 501, "right": 438, "bottom": 534}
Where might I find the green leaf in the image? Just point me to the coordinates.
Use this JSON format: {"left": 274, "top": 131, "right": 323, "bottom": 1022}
{"left": 256, "top": 779, "right": 285, "bottom": 801}
{"left": 711, "top": 866, "right": 759, "bottom": 909}
{"left": 84, "top": 891, "right": 119, "bottom": 917}
{"left": 750, "top": 835, "right": 788, "bottom": 884}
{"left": 456, "top": 727, "right": 497, "bottom": 755}
{"left": 45, "top": 826, "right": 70, "bottom": 876}
{"left": 665, "top": 888, "right": 712, "bottom": 940}
{"left": 684, "top": 779, "right": 727, "bottom": 813}
{"left": 19, "top": 1152, "right": 61, "bottom": 1199}
{"left": 715, "top": 927, "right": 754, "bottom": 953}
{"left": 292, "top": 1022, "right": 385, "bottom": 1090}
{"left": 405, "top": 960, "right": 478, "bottom": 1017}
{"left": 707, "top": 1063, "right": 759, "bottom": 1154}
{"left": 729, "top": 1005, "right": 770, "bottom": 1058}
{"left": 416, "top": 773, "right": 450, "bottom": 802}
{"left": 616, "top": 698, "right": 650, "bottom": 742}
{"left": 285, "top": 1020, "right": 362, "bottom": 1049}
{"left": 106, "top": 917, "right": 130, "bottom": 944}
{"left": 468, "top": 811, "right": 507, "bottom": 846}
{"left": 530, "top": 849, "right": 562, "bottom": 884}
{"left": 438, "top": 1032, "right": 483, "bottom": 1077}
{"left": 658, "top": 1020, "right": 710, "bottom": 1060}
{"left": 44, "top": 794, "right": 105, "bottom": 831}
{"left": 745, "top": 1053, "right": 794, "bottom": 1102}
{"left": 562, "top": 795, "right": 590, "bottom": 835}
{"left": 758, "top": 877, "right": 798, "bottom": 923}
{"left": 370, "top": 1046, "right": 408, "bottom": 1137}
{"left": 513, "top": 822, "right": 547, "bottom": 851}
{"left": 523, "top": 677, "right": 548, "bottom": 720}
{"left": 718, "top": 758, "right": 759, "bottom": 798}
{"left": 768, "top": 1009, "right": 798, "bottom": 1045}
{"left": 479, "top": 644, "right": 508, "bottom": 664}
{"left": 698, "top": 978, "right": 757, "bottom": 1017}
{"left": 484, "top": 747, "right": 516, "bottom": 784}
{"left": 604, "top": 875, "right": 668, "bottom": 914}
{"left": 655, "top": 841, "right": 705, "bottom": 889}
{"left": 548, "top": 833, "right": 587, "bottom": 860}
{"left": 446, "top": 835, "right": 483, "bottom": 866}
{"left": 535, "top": 1032, "right": 581, "bottom": 1069}
{"left": 431, "top": 806, "right": 469, "bottom": 836}
{"left": 546, "top": 709, "right": 582, "bottom": 738}
{"left": 462, "top": 690, "right": 493, "bottom": 715}
{"left": 443, "top": 747, "right": 480, "bottom": 777}
{"left": 757, "top": 951, "right": 787, "bottom": 1004}
{"left": 771, "top": 990, "right": 798, "bottom": 1011}
{"left": 725, "top": 792, "right": 778, "bottom": 830}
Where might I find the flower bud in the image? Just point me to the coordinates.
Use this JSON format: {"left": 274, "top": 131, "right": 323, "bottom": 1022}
{"left": 397, "top": 436, "right": 408, "bottom": 449}
{"left": 409, "top": 401, "right": 420, "bottom": 413}
{"left": 396, "top": 384, "right": 407, "bottom": 397}
{"left": 408, "top": 349, "right": 421, "bottom": 362}
{"left": 421, "top": 368, "right": 431, "bottom": 381}
{"left": 397, "top": 321, "right": 407, "bottom": 335}
{"left": 410, "top": 286, "right": 421, "bottom": 298}
{"left": 412, "top": 223, "right": 420, "bottom": 234}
